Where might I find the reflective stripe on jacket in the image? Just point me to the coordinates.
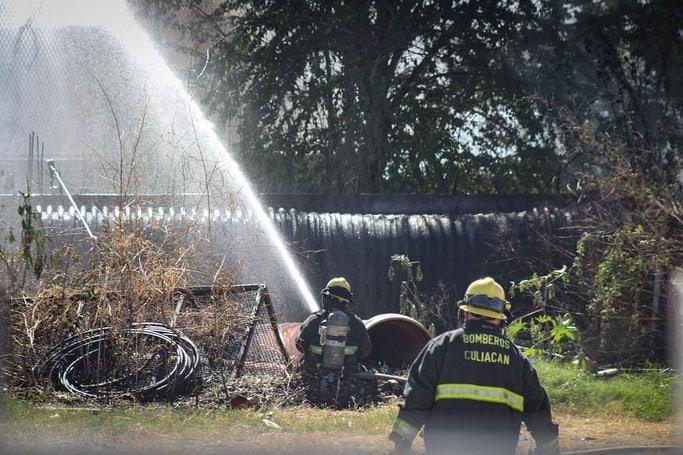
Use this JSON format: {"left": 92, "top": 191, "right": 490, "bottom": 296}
{"left": 389, "top": 319, "right": 558, "bottom": 455}
{"left": 435, "top": 383, "right": 524, "bottom": 412}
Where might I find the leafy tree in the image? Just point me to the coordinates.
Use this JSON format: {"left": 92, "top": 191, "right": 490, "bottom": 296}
{"left": 522, "top": 0, "right": 681, "bottom": 180}
{"left": 130, "top": 0, "right": 681, "bottom": 194}
{"left": 132, "top": 0, "right": 572, "bottom": 193}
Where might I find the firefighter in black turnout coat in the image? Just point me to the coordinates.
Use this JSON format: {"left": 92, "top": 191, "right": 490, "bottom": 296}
{"left": 296, "top": 277, "right": 372, "bottom": 376}
{"left": 389, "top": 277, "right": 559, "bottom": 455}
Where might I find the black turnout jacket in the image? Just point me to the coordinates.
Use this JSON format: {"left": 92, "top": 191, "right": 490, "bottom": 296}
{"left": 390, "top": 319, "right": 558, "bottom": 454}
{"left": 295, "top": 305, "right": 372, "bottom": 373}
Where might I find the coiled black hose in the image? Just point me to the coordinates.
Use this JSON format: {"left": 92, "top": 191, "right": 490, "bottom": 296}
{"left": 36, "top": 322, "right": 199, "bottom": 400}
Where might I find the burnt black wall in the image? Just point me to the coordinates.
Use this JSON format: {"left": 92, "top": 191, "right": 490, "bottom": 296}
{"left": 276, "top": 209, "right": 577, "bottom": 319}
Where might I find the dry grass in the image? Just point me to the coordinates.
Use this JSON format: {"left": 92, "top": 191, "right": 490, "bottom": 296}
{"left": 4, "top": 223, "right": 245, "bottom": 396}
{"left": 0, "top": 395, "right": 677, "bottom": 454}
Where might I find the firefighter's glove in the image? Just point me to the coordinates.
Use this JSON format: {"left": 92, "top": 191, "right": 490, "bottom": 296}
{"left": 535, "top": 422, "right": 560, "bottom": 455}
{"left": 387, "top": 441, "right": 412, "bottom": 455}
{"left": 535, "top": 438, "right": 559, "bottom": 455}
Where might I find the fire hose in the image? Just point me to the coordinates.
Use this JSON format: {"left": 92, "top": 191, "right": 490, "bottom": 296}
{"left": 352, "top": 371, "right": 407, "bottom": 383}
{"left": 36, "top": 322, "right": 199, "bottom": 400}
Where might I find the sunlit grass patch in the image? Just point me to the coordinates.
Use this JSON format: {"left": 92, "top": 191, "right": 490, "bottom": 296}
{"left": 535, "top": 359, "right": 675, "bottom": 421}
{"left": 0, "top": 396, "right": 396, "bottom": 441}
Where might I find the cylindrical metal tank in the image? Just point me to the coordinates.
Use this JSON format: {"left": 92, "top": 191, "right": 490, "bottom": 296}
{"left": 363, "top": 313, "right": 431, "bottom": 369}
{"left": 278, "top": 313, "right": 431, "bottom": 370}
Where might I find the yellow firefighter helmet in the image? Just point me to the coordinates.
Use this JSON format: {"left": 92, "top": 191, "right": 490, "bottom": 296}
{"left": 322, "top": 277, "right": 354, "bottom": 304}
{"left": 459, "top": 277, "right": 510, "bottom": 320}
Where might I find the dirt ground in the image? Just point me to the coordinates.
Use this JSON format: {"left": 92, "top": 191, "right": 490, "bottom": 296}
{"left": 1, "top": 409, "right": 680, "bottom": 455}
{"left": 521, "top": 411, "right": 679, "bottom": 453}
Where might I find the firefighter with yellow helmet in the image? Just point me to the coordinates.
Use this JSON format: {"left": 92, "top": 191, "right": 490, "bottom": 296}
{"left": 296, "top": 277, "right": 372, "bottom": 376}
{"left": 389, "top": 277, "right": 559, "bottom": 454}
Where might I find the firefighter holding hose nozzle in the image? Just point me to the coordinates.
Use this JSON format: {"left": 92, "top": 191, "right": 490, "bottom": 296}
{"left": 296, "top": 277, "right": 373, "bottom": 406}
{"left": 389, "top": 277, "right": 559, "bottom": 455}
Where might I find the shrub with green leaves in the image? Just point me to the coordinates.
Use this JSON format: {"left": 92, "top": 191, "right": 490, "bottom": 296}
{"left": 570, "top": 223, "right": 674, "bottom": 366}
{"left": 507, "top": 267, "right": 582, "bottom": 361}
{"left": 387, "top": 254, "right": 457, "bottom": 336}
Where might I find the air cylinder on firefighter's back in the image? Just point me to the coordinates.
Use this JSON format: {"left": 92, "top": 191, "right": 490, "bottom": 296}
{"left": 320, "top": 311, "right": 350, "bottom": 370}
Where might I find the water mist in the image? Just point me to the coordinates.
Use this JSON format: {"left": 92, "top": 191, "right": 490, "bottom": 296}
{"left": 0, "top": 0, "right": 319, "bottom": 315}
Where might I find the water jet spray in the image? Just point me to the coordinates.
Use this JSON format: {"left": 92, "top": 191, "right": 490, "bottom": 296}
{"left": 1, "top": 0, "right": 319, "bottom": 314}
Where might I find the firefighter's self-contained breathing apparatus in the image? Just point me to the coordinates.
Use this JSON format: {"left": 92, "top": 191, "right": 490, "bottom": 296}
{"left": 319, "top": 310, "right": 350, "bottom": 370}
{"left": 318, "top": 277, "right": 354, "bottom": 371}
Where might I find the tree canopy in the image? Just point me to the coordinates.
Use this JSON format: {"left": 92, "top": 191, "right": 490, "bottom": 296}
{"left": 132, "top": 0, "right": 681, "bottom": 194}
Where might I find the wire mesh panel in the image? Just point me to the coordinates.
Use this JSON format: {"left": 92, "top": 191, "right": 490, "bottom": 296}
{"left": 239, "top": 294, "right": 288, "bottom": 376}
{"left": 181, "top": 285, "right": 287, "bottom": 382}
